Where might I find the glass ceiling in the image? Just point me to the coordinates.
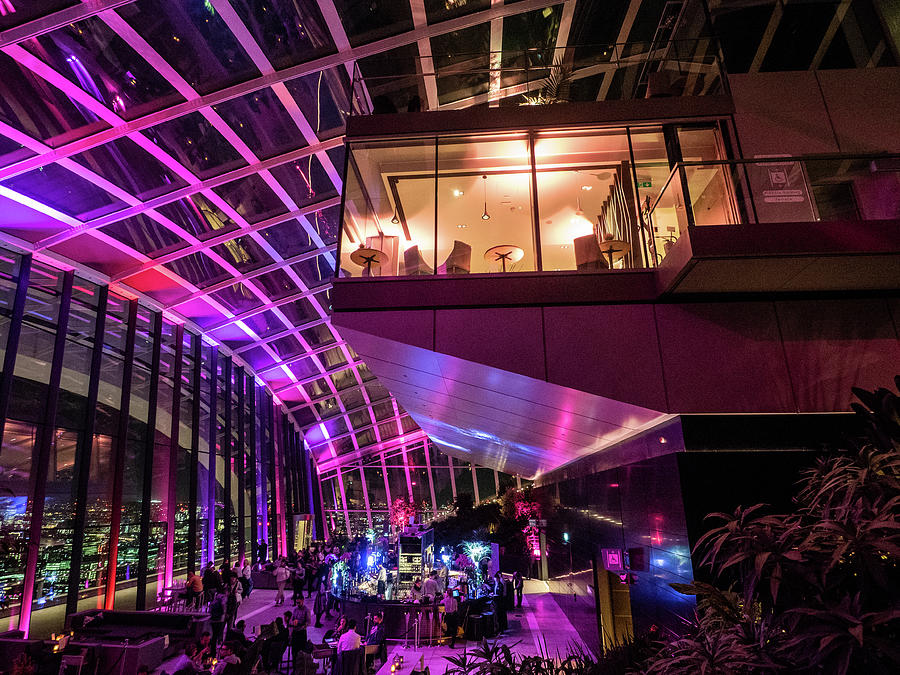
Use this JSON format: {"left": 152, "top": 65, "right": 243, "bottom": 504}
{"left": 0, "top": 0, "right": 755, "bottom": 471}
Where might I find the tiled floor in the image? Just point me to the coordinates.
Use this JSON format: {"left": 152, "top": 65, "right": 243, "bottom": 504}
{"left": 156, "top": 580, "right": 589, "bottom": 674}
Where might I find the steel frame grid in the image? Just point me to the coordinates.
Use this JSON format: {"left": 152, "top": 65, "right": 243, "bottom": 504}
{"left": 0, "top": 0, "right": 565, "bottom": 468}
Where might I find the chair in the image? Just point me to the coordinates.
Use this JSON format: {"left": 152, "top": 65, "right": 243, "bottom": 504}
{"left": 403, "top": 246, "right": 433, "bottom": 276}
{"left": 573, "top": 234, "right": 608, "bottom": 271}
{"left": 438, "top": 240, "right": 471, "bottom": 275}
{"left": 333, "top": 646, "right": 365, "bottom": 675}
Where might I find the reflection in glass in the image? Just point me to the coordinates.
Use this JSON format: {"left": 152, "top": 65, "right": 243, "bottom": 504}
{"left": 0, "top": 51, "right": 109, "bottom": 146}
{"left": 120, "top": 0, "right": 259, "bottom": 95}
{"left": 213, "top": 88, "right": 308, "bottom": 160}
{"left": 21, "top": 17, "right": 183, "bottom": 120}
{"left": 438, "top": 134, "right": 534, "bottom": 274}
{"left": 341, "top": 138, "right": 435, "bottom": 277}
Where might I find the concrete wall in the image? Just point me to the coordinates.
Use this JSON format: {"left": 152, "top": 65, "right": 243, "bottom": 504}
{"left": 729, "top": 68, "right": 900, "bottom": 156}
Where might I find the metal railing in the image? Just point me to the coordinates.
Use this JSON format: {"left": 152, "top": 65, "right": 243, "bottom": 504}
{"left": 646, "top": 153, "right": 900, "bottom": 261}
{"left": 350, "top": 40, "right": 725, "bottom": 115}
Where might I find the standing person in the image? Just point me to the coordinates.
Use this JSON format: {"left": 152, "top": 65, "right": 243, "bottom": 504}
{"left": 442, "top": 591, "right": 459, "bottom": 648}
{"left": 292, "top": 562, "right": 306, "bottom": 601}
{"left": 376, "top": 564, "right": 387, "bottom": 597}
{"left": 257, "top": 540, "right": 268, "bottom": 566}
{"left": 423, "top": 570, "right": 440, "bottom": 601}
{"left": 220, "top": 560, "right": 233, "bottom": 586}
{"left": 305, "top": 558, "right": 317, "bottom": 598}
{"left": 240, "top": 559, "right": 252, "bottom": 598}
{"left": 202, "top": 562, "right": 223, "bottom": 605}
{"left": 385, "top": 572, "right": 394, "bottom": 601}
{"left": 226, "top": 576, "right": 242, "bottom": 627}
{"left": 291, "top": 595, "right": 311, "bottom": 654}
{"left": 274, "top": 559, "right": 290, "bottom": 606}
{"left": 313, "top": 579, "right": 328, "bottom": 627}
{"left": 185, "top": 570, "right": 203, "bottom": 609}
{"left": 513, "top": 571, "right": 523, "bottom": 607}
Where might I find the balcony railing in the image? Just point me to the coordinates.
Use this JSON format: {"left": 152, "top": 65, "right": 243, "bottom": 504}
{"left": 647, "top": 154, "right": 900, "bottom": 262}
{"left": 350, "top": 40, "right": 725, "bottom": 115}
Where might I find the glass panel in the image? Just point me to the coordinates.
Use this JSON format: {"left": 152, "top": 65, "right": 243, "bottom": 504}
{"left": 476, "top": 468, "right": 496, "bottom": 501}
{"left": 213, "top": 88, "right": 308, "bottom": 160}
{"left": 629, "top": 126, "right": 671, "bottom": 264}
{"left": 431, "top": 24, "right": 490, "bottom": 107}
{"left": 254, "top": 269, "right": 299, "bottom": 302}
{"left": 3, "top": 163, "right": 126, "bottom": 221}
{"left": 0, "top": 252, "right": 22, "bottom": 373}
{"left": 210, "top": 236, "right": 273, "bottom": 274}
{"left": 678, "top": 126, "right": 737, "bottom": 227}
{"left": 72, "top": 136, "right": 190, "bottom": 201}
{"left": 332, "top": 0, "right": 413, "bottom": 47}
{"left": 438, "top": 133, "right": 534, "bottom": 274}
{"left": 100, "top": 213, "right": 189, "bottom": 258}
{"left": 260, "top": 219, "right": 314, "bottom": 259}
{"left": 409, "top": 466, "right": 431, "bottom": 510}
{"left": 355, "top": 44, "right": 420, "bottom": 114}
{"left": 269, "top": 154, "right": 339, "bottom": 208}
{"left": 0, "top": 422, "right": 35, "bottom": 631}
{"left": 210, "top": 283, "right": 263, "bottom": 315}
{"left": 230, "top": 0, "right": 335, "bottom": 70}
{"left": 20, "top": 16, "right": 184, "bottom": 120}
{"left": 213, "top": 174, "right": 288, "bottom": 224}
{"left": 155, "top": 194, "right": 240, "bottom": 240}
{"left": 432, "top": 469, "right": 454, "bottom": 511}
{"left": 120, "top": 0, "right": 260, "bottom": 95}
{"left": 453, "top": 461, "right": 475, "bottom": 501}
{"left": 424, "top": 0, "right": 489, "bottom": 24}
{"left": 0, "top": 51, "right": 109, "bottom": 147}
{"left": 145, "top": 112, "right": 246, "bottom": 180}
{"left": 284, "top": 67, "right": 351, "bottom": 140}
{"left": 341, "top": 138, "right": 435, "bottom": 278}
{"left": 534, "top": 127, "right": 640, "bottom": 271}
{"left": 0, "top": 1, "right": 77, "bottom": 30}
{"left": 386, "top": 467, "right": 408, "bottom": 502}
{"left": 163, "top": 252, "right": 231, "bottom": 289}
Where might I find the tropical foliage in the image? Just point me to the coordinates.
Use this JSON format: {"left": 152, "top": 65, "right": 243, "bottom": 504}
{"left": 644, "top": 379, "right": 900, "bottom": 674}
{"left": 443, "top": 637, "right": 657, "bottom": 675}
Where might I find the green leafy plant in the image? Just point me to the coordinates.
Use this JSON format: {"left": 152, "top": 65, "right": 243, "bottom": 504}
{"left": 644, "top": 379, "right": 900, "bottom": 674}
{"left": 521, "top": 60, "right": 572, "bottom": 106}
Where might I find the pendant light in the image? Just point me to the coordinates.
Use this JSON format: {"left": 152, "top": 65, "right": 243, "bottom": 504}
{"left": 481, "top": 174, "right": 491, "bottom": 220}
{"left": 575, "top": 195, "right": 584, "bottom": 216}
{"left": 391, "top": 202, "right": 400, "bottom": 224}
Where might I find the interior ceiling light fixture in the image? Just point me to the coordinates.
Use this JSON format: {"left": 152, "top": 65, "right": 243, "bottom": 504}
{"left": 391, "top": 202, "right": 400, "bottom": 224}
{"left": 481, "top": 174, "right": 490, "bottom": 220}
{"left": 575, "top": 195, "right": 584, "bottom": 216}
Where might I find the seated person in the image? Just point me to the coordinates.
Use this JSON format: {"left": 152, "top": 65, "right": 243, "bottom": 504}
{"left": 225, "top": 619, "right": 250, "bottom": 648}
{"left": 169, "top": 643, "right": 199, "bottom": 674}
{"left": 323, "top": 615, "right": 347, "bottom": 642}
{"left": 364, "top": 612, "right": 387, "bottom": 666}
{"left": 336, "top": 619, "right": 361, "bottom": 652}
{"left": 194, "top": 632, "right": 214, "bottom": 664}
{"left": 212, "top": 642, "right": 241, "bottom": 675}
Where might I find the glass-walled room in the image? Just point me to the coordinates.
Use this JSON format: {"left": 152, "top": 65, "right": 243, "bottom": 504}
{"left": 338, "top": 122, "right": 733, "bottom": 276}
{"left": 0, "top": 248, "right": 311, "bottom": 637}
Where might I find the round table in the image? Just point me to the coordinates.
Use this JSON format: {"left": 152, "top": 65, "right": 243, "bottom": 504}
{"left": 484, "top": 245, "right": 524, "bottom": 273}
{"left": 350, "top": 246, "right": 389, "bottom": 275}
{"left": 599, "top": 239, "right": 631, "bottom": 268}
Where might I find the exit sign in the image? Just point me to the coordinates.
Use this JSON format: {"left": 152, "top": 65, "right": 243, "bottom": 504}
{"left": 637, "top": 181, "right": 652, "bottom": 188}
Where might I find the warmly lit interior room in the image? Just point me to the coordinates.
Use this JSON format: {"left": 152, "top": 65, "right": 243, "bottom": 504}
{"left": 0, "top": 0, "right": 898, "bottom": 673}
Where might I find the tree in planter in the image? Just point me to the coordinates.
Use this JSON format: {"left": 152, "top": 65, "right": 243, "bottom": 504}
{"left": 644, "top": 380, "right": 900, "bottom": 674}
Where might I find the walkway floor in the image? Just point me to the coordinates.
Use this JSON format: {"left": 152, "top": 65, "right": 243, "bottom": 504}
{"left": 156, "top": 580, "right": 588, "bottom": 674}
